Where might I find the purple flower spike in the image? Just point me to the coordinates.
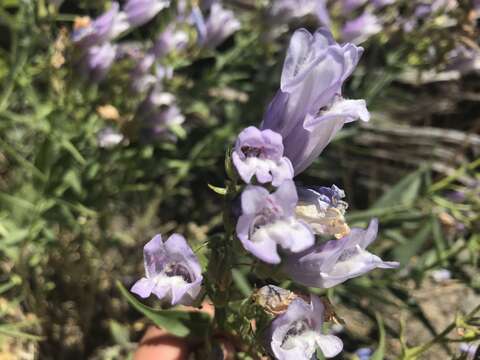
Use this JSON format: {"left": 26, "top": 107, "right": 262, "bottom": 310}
{"left": 284, "top": 219, "right": 399, "bottom": 288}
{"left": 236, "top": 180, "right": 314, "bottom": 264}
{"left": 232, "top": 126, "right": 294, "bottom": 186}
{"left": 72, "top": 2, "right": 129, "bottom": 47}
{"left": 342, "top": 12, "right": 382, "bottom": 44}
{"left": 269, "top": 296, "right": 343, "bottom": 359}
{"left": 131, "top": 233, "right": 203, "bottom": 306}
{"left": 124, "top": 0, "right": 171, "bottom": 27}
{"left": 261, "top": 28, "right": 367, "bottom": 174}
{"left": 197, "top": 3, "right": 241, "bottom": 48}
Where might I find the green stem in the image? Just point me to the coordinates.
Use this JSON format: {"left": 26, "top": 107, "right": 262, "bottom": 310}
{"left": 406, "top": 304, "right": 480, "bottom": 359}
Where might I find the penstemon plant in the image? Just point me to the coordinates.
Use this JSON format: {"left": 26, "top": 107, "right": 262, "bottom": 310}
{"left": 123, "top": 26, "right": 400, "bottom": 359}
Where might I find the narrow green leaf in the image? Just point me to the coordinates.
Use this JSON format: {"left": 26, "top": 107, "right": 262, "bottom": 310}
{"left": 63, "top": 170, "right": 83, "bottom": 195}
{"left": 393, "top": 221, "right": 432, "bottom": 266}
{"left": 117, "top": 281, "right": 211, "bottom": 338}
{"left": 316, "top": 348, "right": 326, "bottom": 360}
{"left": 370, "top": 313, "right": 386, "bottom": 360}
{"left": 168, "top": 123, "right": 187, "bottom": 139}
{"left": 208, "top": 183, "right": 227, "bottom": 195}
{"left": 0, "top": 192, "right": 36, "bottom": 211}
{"left": 109, "top": 320, "right": 130, "bottom": 346}
{"left": 0, "top": 276, "right": 21, "bottom": 295}
{"left": 431, "top": 215, "right": 447, "bottom": 265}
{"left": 0, "top": 326, "right": 43, "bottom": 341}
{"left": 0, "top": 138, "right": 46, "bottom": 182}
{"left": 232, "top": 268, "right": 252, "bottom": 297}
{"left": 60, "top": 138, "right": 86, "bottom": 165}
{"left": 373, "top": 167, "right": 426, "bottom": 209}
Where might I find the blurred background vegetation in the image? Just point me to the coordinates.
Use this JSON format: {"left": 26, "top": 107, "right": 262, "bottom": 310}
{"left": 0, "top": 0, "right": 478, "bottom": 359}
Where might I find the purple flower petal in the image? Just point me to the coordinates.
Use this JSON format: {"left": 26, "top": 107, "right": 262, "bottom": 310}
{"left": 284, "top": 219, "right": 399, "bottom": 288}
{"left": 131, "top": 278, "right": 156, "bottom": 298}
{"left": 342, "top": 12, "right": 382, "bottom": 44}
{"left": 261, "top": 28, "right": 367, "bottom": 174}
{"left": 236, "top": 181, "right": 314, "bottom": 264}
{"left": 83, "top": 42, "right": 117, "bottom": 81}
{"left": 195, "top": 3, "right": 240, "bottom": 48}
{"left": 124, "top": 0, "right": 171, "bottom": 27}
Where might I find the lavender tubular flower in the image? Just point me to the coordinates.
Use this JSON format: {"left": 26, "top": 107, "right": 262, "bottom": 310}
{"left": 269, "top": 296, "right": 343, "bottom": 359}
{"left": 341, "top": 12, "right": 382, "bottom": 44}
{"left": 460, "top": 342, "right": 480, "bottom": 360}
{"left": 72, "top": 2, "right": 129, "bottom": 47}
{"left": 261, "top": 28, "right": 368, "bottom": 174}
{"left": 124, "top": 0, "right": 171, "bottom": 27}
{"left": 268, "top": 0, "right": 330, "bottom": 26}
{"left": 83, "top": 42, "right": 117, "bottom": 81}
{"left": 137, "top": 90, "right": 184, "bottom": 141}
{"left": 131, "top": 233, "right": 203, "bottom": 306}
{"left": 445, "top": 46, "right": 480, "bottom": 74}
{"left": 236, "top": 180, "right": 314, "bottom": 264}
{"left": 152, "top": 24, "right": 189, "bottom": 58}
{"left": 285, "top": 96, "right": 369, "bottom": 174}
{"left": 191, "top": 4, "right": 207, "bottom": 44}
{"left": 355, "top": 347, "right": 373, "bottom": 360}
{"left": 196, "top": 3, "right": 240, "bottom": 48}
{"left": 232, "top": 126, "right": 294, "bottom": 186}
{"left": 130, "top": 25, "right": 188, "bottom": 93}
{"left": 284, "top": 219, "right": 399, "bottom": 288}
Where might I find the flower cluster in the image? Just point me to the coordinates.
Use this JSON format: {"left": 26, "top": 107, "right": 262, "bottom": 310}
{"left": 230, "top": 27, "right": 398, "bottom": 359}
{"left": 72, "top": 1, "right": 241, "bottom": 83}
{"left": 129, "top": 24, "right": 398, "bottom": 360}
{"left": 73, "top": 1, "right": 241, "bottom": 145}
